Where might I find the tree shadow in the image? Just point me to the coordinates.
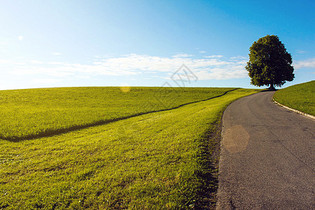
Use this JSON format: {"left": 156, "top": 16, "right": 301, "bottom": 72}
{"left": 260, "top": 88, "right": 277, "bottom": 92}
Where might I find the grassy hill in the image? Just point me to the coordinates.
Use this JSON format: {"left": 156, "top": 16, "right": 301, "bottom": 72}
{"left": 0, "top": 87, "right": 259, "bottom": 209}
{"left": 273, "top": 80, "right": 315, "bottom": 116}
{"left": 0, "top": 87, "right": 235, "bottom": 141}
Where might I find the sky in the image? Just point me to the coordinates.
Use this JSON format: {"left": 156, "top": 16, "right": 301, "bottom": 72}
{"left": 0, "top": 0, "right": 314, "bottom": 90}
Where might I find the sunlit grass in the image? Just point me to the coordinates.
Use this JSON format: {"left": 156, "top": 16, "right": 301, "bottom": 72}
{"left": 0, "top": 88, "right": 259, "bottom": 209}
{"left": 0, "top": 87, "right": 234, "bottom": 141}
{"left": 274, "top": 80, "right": 315, "bottom": 116}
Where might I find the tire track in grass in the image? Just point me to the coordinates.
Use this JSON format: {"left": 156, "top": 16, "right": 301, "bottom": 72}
{"left": 3, "top": 89, "right": 239, "bottom": 142}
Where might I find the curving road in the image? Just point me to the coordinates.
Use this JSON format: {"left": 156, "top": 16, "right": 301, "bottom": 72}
{"left": 216, "top": 91, "right": 315, "bottom": 209}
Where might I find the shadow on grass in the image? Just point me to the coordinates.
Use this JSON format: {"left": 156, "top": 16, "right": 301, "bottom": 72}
{"left": 2, "top": 89, "right": 239, "bottom": 142}
{"left": 194, "top": 122, "right": 221, "bottom": 209}
{"left": 180, "top": 120, "right": 222, "bottom": 209}
{"left": 260, "top": 89, "right": 277, "bottom": 92}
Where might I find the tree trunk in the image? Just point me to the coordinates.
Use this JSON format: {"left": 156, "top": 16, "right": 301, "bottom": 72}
{"left": 269, "top": 82, "right": 275, "bottom": 91}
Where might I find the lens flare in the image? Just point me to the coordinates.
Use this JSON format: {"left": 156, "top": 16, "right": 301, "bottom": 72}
{"left": 120, "top": 86, "right": 131, "bottom": 93}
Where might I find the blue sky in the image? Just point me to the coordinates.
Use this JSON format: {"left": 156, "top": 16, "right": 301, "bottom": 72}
{"left": 0, "top": 0, "right": 314, "bottom": 90}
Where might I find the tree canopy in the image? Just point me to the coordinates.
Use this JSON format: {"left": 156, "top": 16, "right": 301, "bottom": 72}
{"left": 245, "top": 35, "right": 294, "bottom": 90}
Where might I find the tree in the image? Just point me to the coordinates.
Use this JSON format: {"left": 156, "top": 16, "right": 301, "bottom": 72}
{"left": 245, "top": 35, "right": 294, "bottom": 90}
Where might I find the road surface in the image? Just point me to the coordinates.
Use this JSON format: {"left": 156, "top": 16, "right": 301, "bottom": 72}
{"left": 216, "top": 91, "right": 315, "bottom": 209}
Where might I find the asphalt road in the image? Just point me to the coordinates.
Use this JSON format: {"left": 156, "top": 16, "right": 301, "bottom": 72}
{"left": 216, "top": 91, "right": 315, "bottom": 209}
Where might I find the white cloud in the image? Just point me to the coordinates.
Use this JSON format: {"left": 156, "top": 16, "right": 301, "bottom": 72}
{"left": 195, "top": 68, "right": 247, "bottom": 80}
{"left": 30, "top": 60, "right": 44, "bottom": 64}
{"left": 92, "top": 54, "right": 242, "bottom": 79}
{"left": 294, "top": 58, "right": 315, "bottom": 69}
{"left": 2, "top": 53, "right": 250, "bottom": 81}
{"left": 52, "top": 52, "right": 62, "bottom": 56}
{"left": 204, "top": 55, "right": 224, "bottom": 58}
{"left": 230, "top": 56, "right": 247, "bottom": 60}
{"left": 18, "top": 36, "right": 24, "bottom": 41}
{"left": 199, "top": 50, "right": 207, "bottom": 54}
{"left": 0, "top": 41, "right": 8, "bottom": 46}
{"left": 32, "top": 78, "right": 62, "bottom": 85}
{"left": 172, "top": 53, "right": 193, "bottom": 58}
{"left": 0, "top": 59, "right": 10, "bottom": 64}
{"left": 296, "top": 50, "right": 306, "bottom": 54}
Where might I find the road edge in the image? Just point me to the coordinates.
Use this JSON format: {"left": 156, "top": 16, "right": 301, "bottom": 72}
{"left": 272, "top": 99, "right": 315, "bottom": 120}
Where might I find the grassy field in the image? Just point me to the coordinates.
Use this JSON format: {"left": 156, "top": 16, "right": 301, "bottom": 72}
{"left": 0, "top": 87, "right": 259, "bottom": 209}
{"left": 0, "top": 87, "right": 234, "bottom": 141}
{"left": 273, "top": 80, "right": 315, "bottom": 116}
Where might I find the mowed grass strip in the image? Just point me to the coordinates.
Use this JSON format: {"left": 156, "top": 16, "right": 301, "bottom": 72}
{"left": 273, "top": 80, "right": 315, "bottom": 116}
{"left": 0, "top": 87, "right": 234, "bottom": 141}
{"left": 0, "top": 89, "right": 259, "bottom": 209}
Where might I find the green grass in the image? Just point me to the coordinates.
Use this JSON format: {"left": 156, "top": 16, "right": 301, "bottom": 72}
{"left": 274, "top": 80, "right": 315, "bottom": 116}
{"left": 0, "top": 87, "right": 234, "bottom": 141}
{"left": 0, "top": 88, "right": 259, "bottom": 209}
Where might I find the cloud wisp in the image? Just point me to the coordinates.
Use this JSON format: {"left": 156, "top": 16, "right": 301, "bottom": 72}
{"left": 1, "top": 54, "right": 314, "bottom": 89}
{"left": 294, "top": 58, "right": 315, "bottom": 69}
{"left": 3, "top": 54, "right": 315, "bottom": 84}
{"left": 14, "top": 54, "right": 247, "bottom": 80}
{"left": 3, "top": 54, "right": 250, "bottom": 81}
